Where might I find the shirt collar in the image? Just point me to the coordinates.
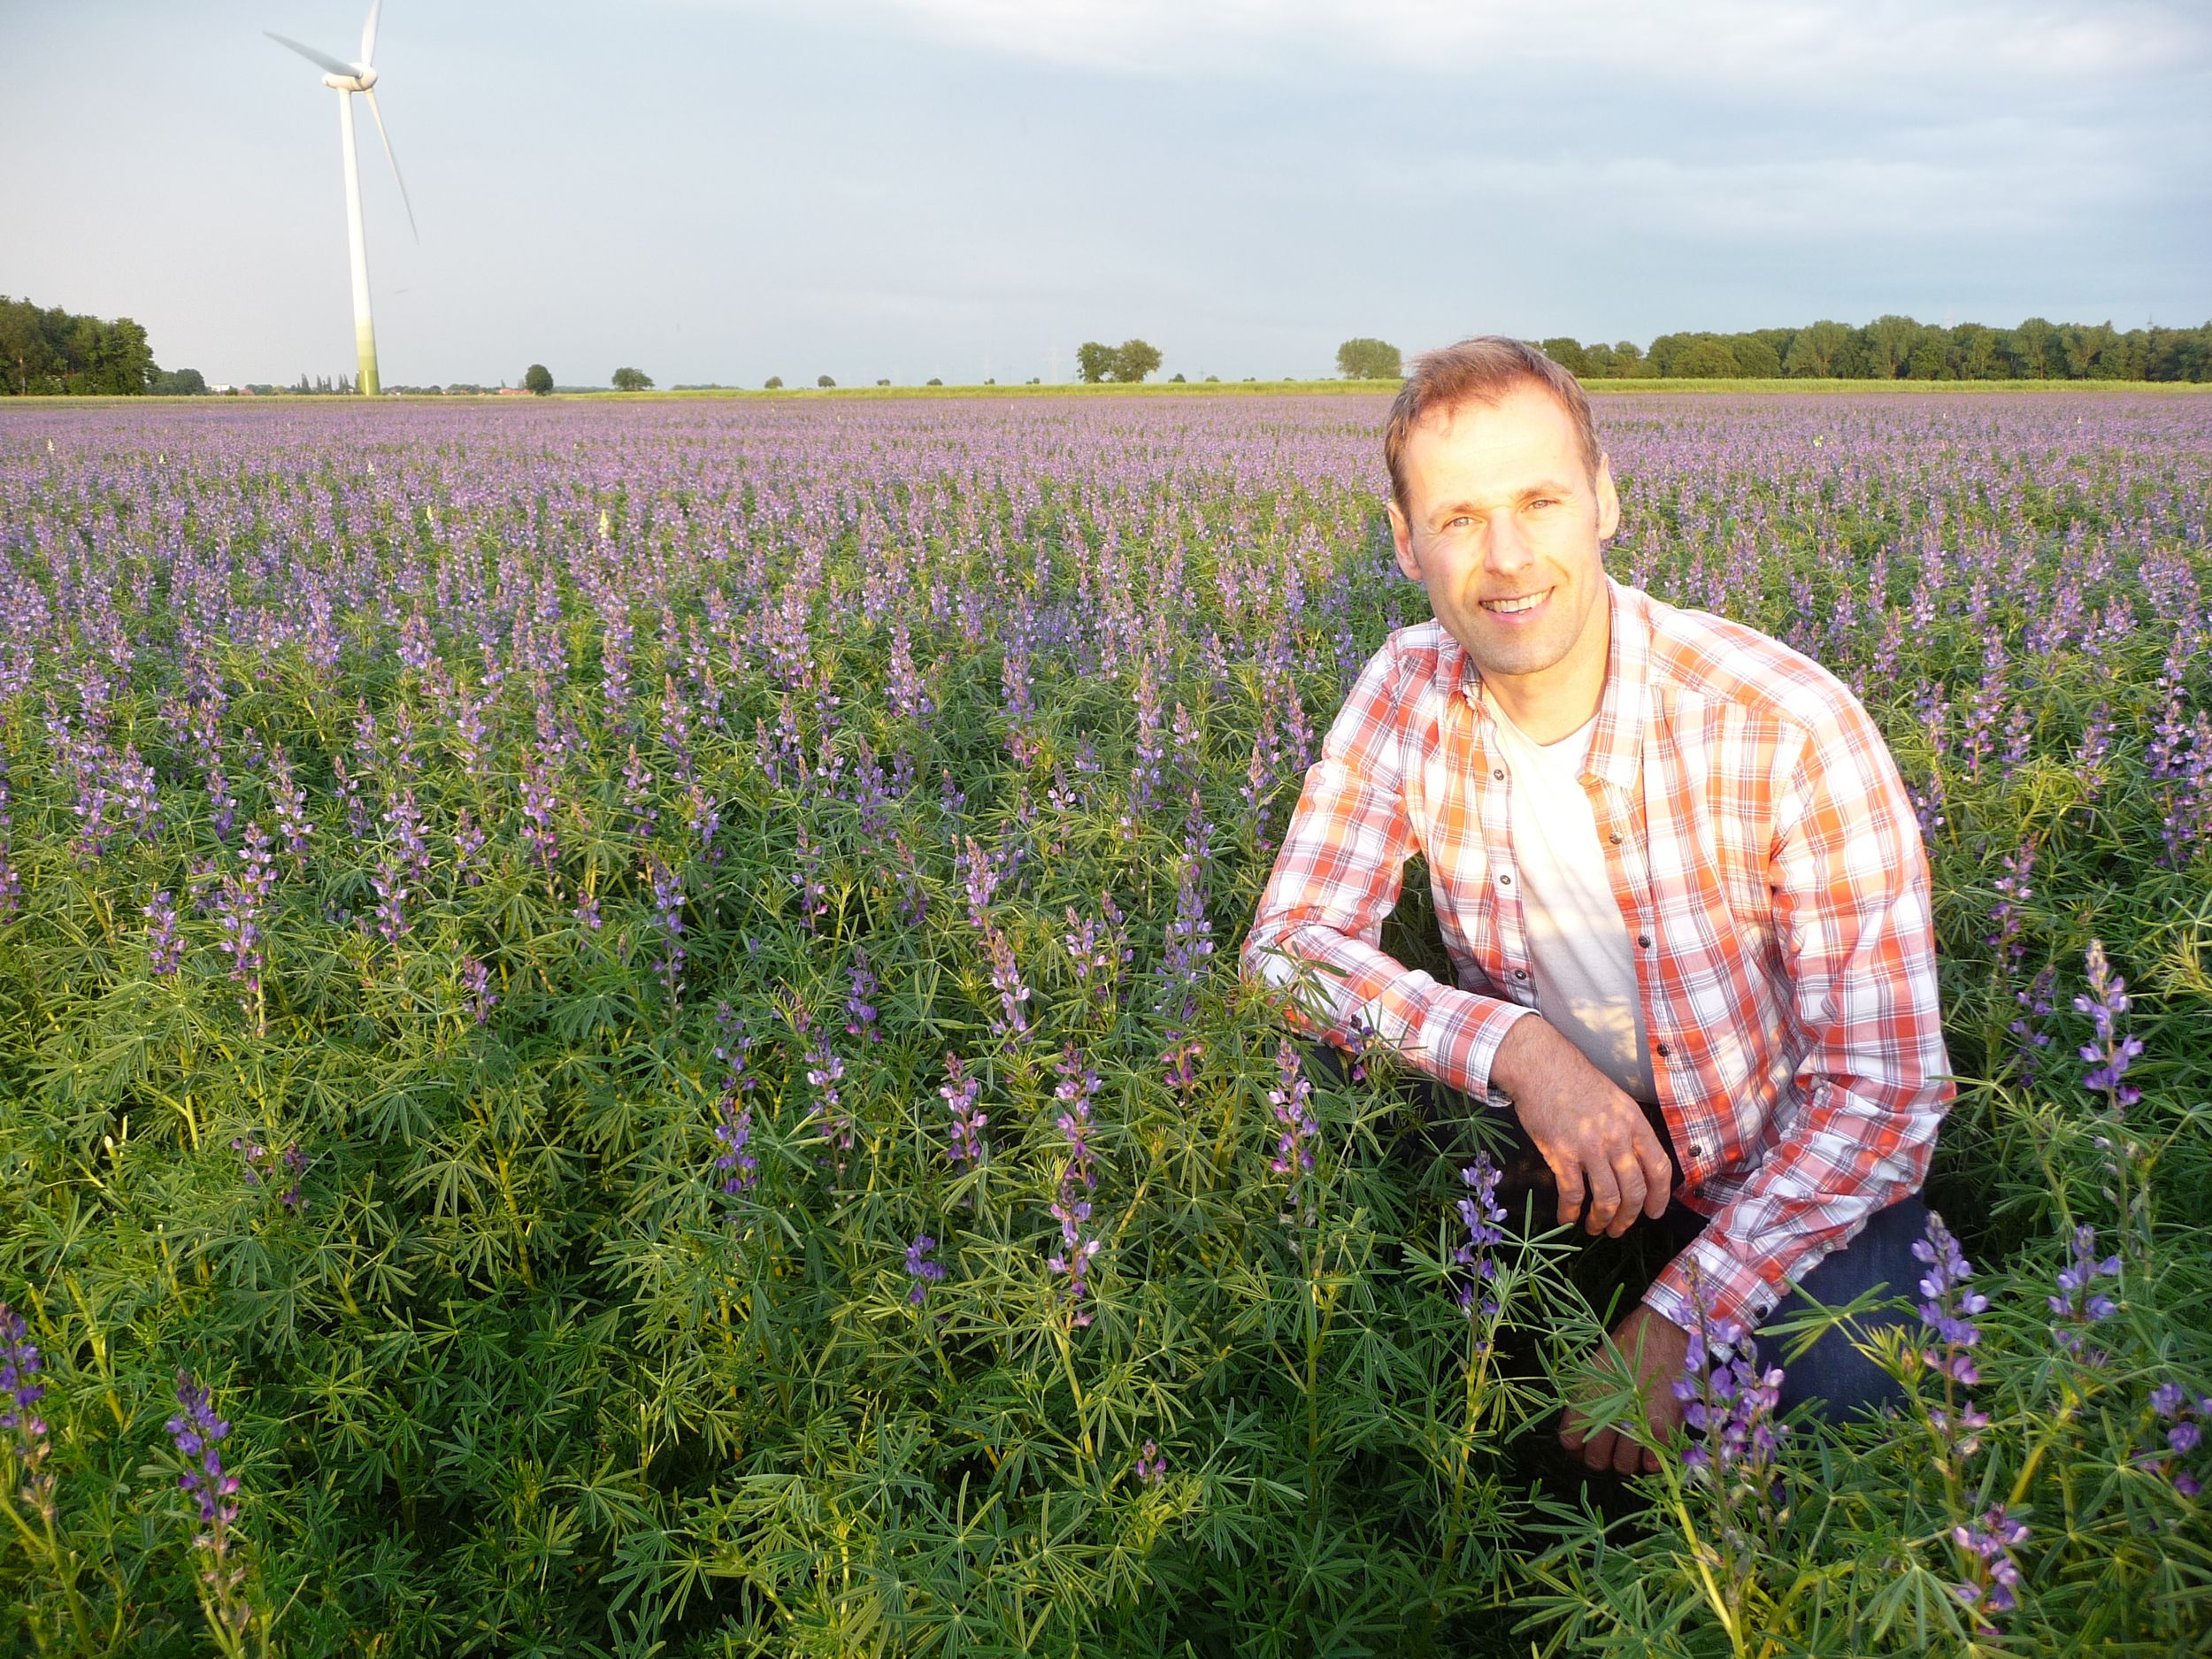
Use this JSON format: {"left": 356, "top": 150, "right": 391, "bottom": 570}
{"left": 1447, "top": 575, "right": 1650, "bottom": 790}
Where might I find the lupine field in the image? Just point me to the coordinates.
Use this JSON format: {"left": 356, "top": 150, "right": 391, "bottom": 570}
{"left": 0, "top": 389, "right": 2208, "bottom": 1657}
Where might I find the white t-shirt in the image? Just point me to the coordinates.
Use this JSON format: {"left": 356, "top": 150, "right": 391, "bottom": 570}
{"left": 1484, "top": 703, "right": 1659, "bottom": 1104}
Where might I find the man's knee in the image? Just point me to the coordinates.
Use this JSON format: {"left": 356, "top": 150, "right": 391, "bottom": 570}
{"left": 1767, "top": 1194, "right": 1929, "bottom": 1421}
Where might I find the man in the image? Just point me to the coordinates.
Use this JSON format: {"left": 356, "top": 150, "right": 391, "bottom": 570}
{"left": 1241, "top": 337, "right": 1952, "bottom": 1476}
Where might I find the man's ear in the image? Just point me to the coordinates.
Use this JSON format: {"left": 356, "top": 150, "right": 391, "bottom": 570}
{"left": 1594, "top": 453, "right": 1621, "bottom": 541}
{"left": 1387, "top": 497, "right": 1422, "bottom": 582}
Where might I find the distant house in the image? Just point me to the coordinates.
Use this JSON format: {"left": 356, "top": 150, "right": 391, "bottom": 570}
{"left": 497, "top": 386, "right": 529, "bottom": 396}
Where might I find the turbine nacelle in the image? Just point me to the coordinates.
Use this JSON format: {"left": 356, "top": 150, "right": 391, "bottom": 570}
{"left": 319, "top": 65, "right": 376, "bottom": 92}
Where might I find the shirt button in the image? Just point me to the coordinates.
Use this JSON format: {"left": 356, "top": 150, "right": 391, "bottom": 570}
{"left": 1688, "top": 1141, "right": 1707, "bottom": 1159}
{"left": 1498, "top": 872, "right": 1512, "bottom": 887}
{"left": 1655, "top": 1041, "right": 1671, "bottom": 1058}
{"left": 1637, "top": 934, "right": 1652, "bottom": 949}
{"left": 1609, "top": 833, "right": 1623, "bottom": 845}
{"left": 1513, "top": 967, "right": 1527, "bottom": 979}
{"left": 1492, "top": 767, "right": 1505, "bottom": 780}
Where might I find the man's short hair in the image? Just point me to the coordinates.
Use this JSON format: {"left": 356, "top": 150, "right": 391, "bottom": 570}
{"left": 1383, "top": 336, "right": 1601, "bottom": 511}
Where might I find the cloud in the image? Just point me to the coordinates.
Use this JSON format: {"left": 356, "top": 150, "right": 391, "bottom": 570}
{"left": 757, "top": 0, "right": 2208, "bottom": 95}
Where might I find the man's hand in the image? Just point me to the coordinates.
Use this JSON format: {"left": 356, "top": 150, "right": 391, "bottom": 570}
{"left": 1561, "top": 1303, "right": 1690, "bottom": 1476}
{"left": 1490, "top": 1017, "right": 1674, "bottom": 1236}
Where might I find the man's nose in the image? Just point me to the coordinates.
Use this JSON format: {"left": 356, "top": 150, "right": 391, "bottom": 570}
{"left": 1482, "top": 515, "right": 1535, "bottom": 575}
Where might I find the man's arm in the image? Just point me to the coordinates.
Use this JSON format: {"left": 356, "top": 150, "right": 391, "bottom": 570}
{"left": 1240, "top": 641, "right": 1533, "bottom": 1102}
{"left": 1644, "top": 697, "right": 1954, "bottom": 1335}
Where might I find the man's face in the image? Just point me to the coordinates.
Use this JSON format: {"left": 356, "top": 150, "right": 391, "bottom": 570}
{"left": 1386, "top": 385, "right": 1619, "bottom": 690}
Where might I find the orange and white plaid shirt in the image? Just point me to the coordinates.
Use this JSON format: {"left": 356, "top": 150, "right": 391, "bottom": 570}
{"left": 1243, "top": 578, "right": 1954, "bottom": 1333}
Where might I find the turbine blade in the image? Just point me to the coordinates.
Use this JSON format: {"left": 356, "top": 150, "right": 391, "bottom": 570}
{"left": 265, "top": 32, "right": 356, "bottom": 78}
{"left": 360, "top": 0, "right": 380, "bottom": 67}
{"left": 362, "top": 88, "right": 419, "bottom": 242}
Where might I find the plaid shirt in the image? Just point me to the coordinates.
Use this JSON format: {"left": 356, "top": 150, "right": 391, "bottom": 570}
{"left": 1244, "top": 579, "right": 1953, "bottom": 1333}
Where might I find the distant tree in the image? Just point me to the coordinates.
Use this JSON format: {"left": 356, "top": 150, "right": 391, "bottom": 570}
{"left": 611, "top": 366, "right": 653, "bottom": 390}
{"left": 1728, "top": 336, "right": 1782, "bottom": 378}
{"left": 1169, "top": 372, "right": 1187, "bottom": 383}
{"left": 764, "top": 376, "right": 784, "bottom": 389}
{"left": 524, "top": 363, "right": 553, "bottom": 395}
{"left": 1538, "top": 337, "right": 1589, "bottom": 376}
{"left": 1783, "top": 319, "right": 1853, "bottom": 378}
{"left": 1336, "top": 337, "right": 1403, "bottom": 380}
{"left": 1111, "top": 340, "right": 1163, "bottom": 382}
{"left": 1859, "top": 315, "right": 1920, "bottom": 379}
{"left": 926, "top": 377, "right": 942, "bottom": 386}
{"left": 0, "top": 296, "right": 156, "bottom": 394}
{"left": 150, "top": 366, "right": 208, "bottom": 396}
{"left": 1650, "top": 334, "right": 1738, "bottom": 378}
{"left": 1578, "top": 342, "right": 1619, "bottom": 376}
{"left": 817, "top": 374, "right": 836, "bottom": 388}
{"left": 877, "top": 378, "right": 891, "bottom": 387}
{"left": 1075, "top": 342, "right": 1117, "bottom": 384}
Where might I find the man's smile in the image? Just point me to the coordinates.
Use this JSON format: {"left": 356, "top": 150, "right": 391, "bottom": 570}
{"left": 1479, "top": 588, "right": 1554, "bottom": 619}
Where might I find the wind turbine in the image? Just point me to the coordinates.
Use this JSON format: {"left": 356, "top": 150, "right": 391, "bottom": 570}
{"left": 267, "top": 2, "right": 417, "bottom": 396}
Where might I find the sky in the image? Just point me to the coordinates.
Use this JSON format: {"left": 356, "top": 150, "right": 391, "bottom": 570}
{"left": 3, "top": 0, "right": 2208, "bottom": 388}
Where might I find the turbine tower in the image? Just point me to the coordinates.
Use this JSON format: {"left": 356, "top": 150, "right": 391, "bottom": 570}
{"left": 267, "top": 2, "right": 416, "bottom": 396}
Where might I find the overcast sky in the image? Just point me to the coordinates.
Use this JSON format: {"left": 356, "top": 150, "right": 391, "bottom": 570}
{"left": 4, "top": 0, "right": 2208, "bottom": 387}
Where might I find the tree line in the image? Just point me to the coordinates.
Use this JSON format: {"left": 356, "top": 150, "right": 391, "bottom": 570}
{"left": 1539, "top": 316, "right": 2212, "bottom": 382}
{"left": 0, "top": 296, "right": 160, "bottom": 396}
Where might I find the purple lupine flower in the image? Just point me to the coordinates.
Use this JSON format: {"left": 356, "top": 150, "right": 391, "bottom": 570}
{"left": 1133, "top": 1440, "right": 1167, "bottom": 1485}
{"left": 2008, "top": 965, "right": 2056, "bottom": 1085}
{"left": 1986, "top": 843, "right": 2032, "bottom": 970}
{"left": 0, "top": 1302, "right": 54, "bottom": 1524}
{"left": 267, "top": 744, "right": 311, "bottom": 867}
{"left": 1950, "top": 1507, "right": 2030, "bottom": 1633}
{"left": 1064, "top": 894, "right": 1132, "bottom": 1016}
{"left": 646, "top": 855, "right": 686, "bottom": 1000}
{"left": 789, "top": 818, "right": 828, "bottom": 929}
{"left": 460, "top": 956, "right": 496, "bottom": 1025}
{"left": 711, "top": 1009, "right": 759, "bottom": 1200}
{"left": 843, "top": 952, "right": 879, "bottom": 1042}
{"left": 452, "top": 807, "right": 487, "bottom": 887}
{"left": 2075, "top": 939, "right": 2144, "bottom": 1115}
{"left": 113, "top": 742, "right": 158, "bottom": 840}
{"left": 2047, "top": 1225, "right": 2120, "bottom": 1357}
{"left": 231, "top": 1136, "right": 306, "bottom": 1211}
{"left": 886, "top": 616, "right": 933, "bottom": 721}
{"left": 146, "top": 889, "right": 183, "bottom": 978}
{"left": 1453, "top": 1154, "right": 1508, "bottom": 1325}
{"left": 204, "top": 763, "right": 236, "bottom": 843}
{"left": 519, "top": 751, "right": 560, "bottom": 874}
{"left": 1671, "top": 1277, "right": 1787, "bottom": 1489}
{"left": 620, "top": 745, "right": 657, "bottom": 836}
{"left": 372, "top": 854, "right": 410, "bottom": 942}
{"left": 684, "top": 781, "right": 721, "bottom": 861}
{"left": 0, "top": 773, "right": 19, "bottom": 923}
{"left": 1266, "top": 1036, "right": 1319, "bottom": 1183}
{"left": 798, "top": 1014, "right": 853, "bottom": 1170}
{"left": 957, "top": 836, "right": 1003, "bottom": 932}
{"left": 985, "top": 927, "right": 1033, "bottom": 1042}
{"left": 1121, "top": 655, "right": 1164, "bottom": 831}
{"left": 166, "top": 1372, "right": 251, "bottom": 1635}
{"left": 214, "top": 823, "right": 277, "bottom": 1030}
{"left": 573, "top": 891, "right": 603, "bottom": 932}
{"left": 1912, "top": 1212, "right": 1991, "bottom": 1459}
{"left": 384, "top": 788, "right": 431, "bottom": 885}
{"left": 2141, "top": 1383, "right": 2212, "bottom": 1498}
{"left": 1153, "top": 855, "right": 1214, "bottom": 1020}
{"left": 903, "top": 1234, "right": 947, "bottom": 1304}
{"left": 941, "top": 1051, "right": 989, "bottom": 1169}
{"left": 1046, "top": 1086, "right": 1103, "bottom": 1328}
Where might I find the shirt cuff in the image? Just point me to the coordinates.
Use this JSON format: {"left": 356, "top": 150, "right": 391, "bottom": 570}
{"left": 1643, "top": 1230, "right": 1795, "bottom": 1336}
{"left": 1409, "top": 984, "right": 1537, "bottom": 1106}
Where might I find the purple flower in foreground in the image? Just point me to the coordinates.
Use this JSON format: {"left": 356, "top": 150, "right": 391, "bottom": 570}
{"left": 1266, "top": 1037, "right": 1319, "bottom": 1182}
{"left": 1913, "top": 1212, "right": 1991, "bottom": 1460}
{"left": 2141, "top": 1383, "right": 2211, "bottom": 1499}
{"left": 146, "top": 889, "right": 183, "bottom": 978}
{"left": 166, "top": 1372, "right": 250, "bottom": 1633}
{"left": 903, "top": 1235, "right": 946, "bottom": 1304}
{"left": 1671, "top": 1278, "right": 1786, "bottom": 1490}
{"left": 1453, "top": 1155, "right": 1508, "bottom": 1325}
{"left": 2075, "top": 938, "right": 2144, "bottom": 1115}
{"left": 2048, "top": 1225, "right": 2120, "bottom": 1357}
{"left": 940, "top": 1052, "right": 989, "bottom": 1170}
{"left": 710, "top": 1010, "right": 758, "bottom": 1202}
{"left": 460, "top": 956, "right": 496, "bottom": 1025}
{"left": 0, "top": 1302, "right": 53, "bottom": 1522}
{"left": 1047, "top": 1053, "right": 1103, "bottom": 1326}
{"left": 1133, "top": 1440, "right": 1167, "bottom": 1485}
{"left": 1951, "top": 1506, "right": 2030, "bottom": 1633}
